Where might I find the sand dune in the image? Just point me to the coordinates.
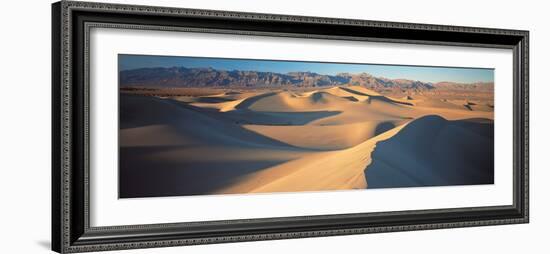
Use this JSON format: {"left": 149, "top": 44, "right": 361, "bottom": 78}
{"left": 243, "top": 120, "right": 403, "bottom": 150}
{"left": 216, "top": 124, "right": 407, "bottom": 194}
{"left": 414, "top": 98, "right": 467, "bottom": 110}
{"left": 120, "top": 85, "right": 494, "bottom": 197}
{"left": 121, "top": 94, "right": 302, "bottom": 149}
{"left": 339, "top": 86, "right": 415, "bottom": 106}
{"left": 237, "top": 91, "right": 354, "bottom": 112}
{"left": 186, "top": 86, "right": 493, "bottom": 122}
{"left": 323, "top": 87, "right": 370, "bottom": 102}
{"left": 119, "top": 94, "right": 315, "bottom": 197}
{"left": 365, "top": 115, "right": 494, "bottom": 188}
{"left": 218, "top": 115, "right": 493, "bottom": 194}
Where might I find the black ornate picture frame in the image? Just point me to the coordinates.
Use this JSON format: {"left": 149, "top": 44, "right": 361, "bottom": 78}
{"left": 52, "top": 1, "right": 529, "bottom": 253}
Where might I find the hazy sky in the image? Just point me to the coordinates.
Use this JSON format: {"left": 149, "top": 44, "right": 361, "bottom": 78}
{"left": 119, "top": 54, "right": 494, "bottom": 84}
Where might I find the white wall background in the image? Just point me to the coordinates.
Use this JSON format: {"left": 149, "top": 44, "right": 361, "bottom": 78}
{"left": 0, "top": 0, "right": 547, "bottom": 253}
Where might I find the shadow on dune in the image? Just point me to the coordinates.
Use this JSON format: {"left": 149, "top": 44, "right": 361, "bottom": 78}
{"left": 208, "top": 109, "right": 342, "bottom": 126}
{"left": 338, "top": 86, "right": 374, "bottom": 96}
{"left": 234, "top": 91, "right": 279, "bottom": 110}
{"left": 193, "top": 96, "right": 235, "bottom": 103}
{"left": 341, "top": 96, "right": 359, "bottom": 102}
{"left": 375, "top": 121, "right": 397, "bottom": 136}
{"left": 339, "top": 86, "right": 414, "bottom": 106}
{"left": 309, "top": 91, "right": 343, "bottom": 102}
{"left": 120, "top": 95, "right": 288, "bottom": 148}
{"left": 365, "top": 115, "right": 494, "bottom": 189}
{"left": 119, "top": 145, "right": 290, "bottom": 198}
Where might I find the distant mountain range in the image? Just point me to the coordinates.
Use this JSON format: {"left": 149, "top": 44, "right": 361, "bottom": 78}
{"left": 119, "top": 66, "right": 493, "bottom": 91}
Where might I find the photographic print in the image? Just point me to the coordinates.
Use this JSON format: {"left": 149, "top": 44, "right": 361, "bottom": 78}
{"left": 118, "top": 54, "right": 494, "bottom": 198}
{"left": 52, "top": 4, "right": 529, "bottom": 251}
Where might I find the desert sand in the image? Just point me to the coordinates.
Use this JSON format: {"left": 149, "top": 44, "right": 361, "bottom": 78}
{"left": 119, "top": 85, "right": 494, "bottom": 198}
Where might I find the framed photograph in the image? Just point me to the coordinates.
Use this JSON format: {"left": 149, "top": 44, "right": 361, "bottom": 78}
{"left": 52, "top": 1, "right": 529, "bottom": 253}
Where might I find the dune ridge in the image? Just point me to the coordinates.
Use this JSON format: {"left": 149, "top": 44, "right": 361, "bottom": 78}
{"left": 216, "top": 123, "right": 407, "bottom": 194}
{"left": 365, "top": 115, "right": 494, "bottom": 188}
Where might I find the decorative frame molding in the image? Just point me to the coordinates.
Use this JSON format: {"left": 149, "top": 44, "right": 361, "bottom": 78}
{"left": 52, "top": 1, "right": 529, "bottom": 253}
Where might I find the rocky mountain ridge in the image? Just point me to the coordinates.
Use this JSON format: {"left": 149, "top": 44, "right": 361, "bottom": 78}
{"left": 120, "top": 66, "right": 492, "bottom": 90}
